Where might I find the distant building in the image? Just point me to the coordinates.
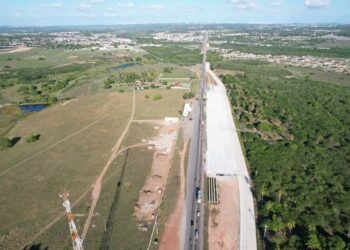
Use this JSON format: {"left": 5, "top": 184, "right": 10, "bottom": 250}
{"left": 171, "top": 82, "right": 191, "bottom": 90}
{"left": 182, "top": 103, "right": 192, "bottom": 117}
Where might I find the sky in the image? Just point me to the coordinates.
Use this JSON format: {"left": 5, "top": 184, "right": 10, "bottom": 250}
{"left": 0, "top": 0, "right": 349, "bottom": 26}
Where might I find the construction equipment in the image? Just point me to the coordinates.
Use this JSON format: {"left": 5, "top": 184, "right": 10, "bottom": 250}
{"left": 59, "top": 190, "right": 84, "bottom": 250}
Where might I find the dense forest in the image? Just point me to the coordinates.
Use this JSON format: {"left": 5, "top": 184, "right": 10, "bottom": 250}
{"left": 217, "top": 61, "right": 350, "bottom": 249}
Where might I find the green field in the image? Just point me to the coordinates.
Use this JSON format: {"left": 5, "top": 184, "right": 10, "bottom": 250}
{"left": 135, "top": 89, "right": 186, "bottom": 119}
{"left": 217, "top": 59, "right": 350, "bottom": 249}
{"left": 0, "top": 46, "right": 193, "bottom": 249}
{"left": 0, "top": 93, "right": 133, "bottom": 249}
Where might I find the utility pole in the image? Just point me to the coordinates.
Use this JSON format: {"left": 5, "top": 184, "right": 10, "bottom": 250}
{"left": 263, "top": 225, "right": 268, "bottom": 239}
{"left": 60, "top": 190, "right": 84, "bottom": 250}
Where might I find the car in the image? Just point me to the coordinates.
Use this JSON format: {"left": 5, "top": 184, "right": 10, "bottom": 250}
{"left": 195, "top": 229, "right": 199, "bottom": 239}
{"left": 197, "top": 210, "right": 200, "bottom": 216}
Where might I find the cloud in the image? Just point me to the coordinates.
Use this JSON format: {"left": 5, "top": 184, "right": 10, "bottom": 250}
{"left": 89, "top": 0, "right": 105, "bottom": 4}
{"left": 305, "top": 0, "right": 330, "bottom": 9}
{"left": 76, "top": 4, "right": 92, "bottom": 12}
{"left": 46, "top": 3, "right": 64, "bottom": 9}
{"left": 229, "top": 0, "right": 257, "bottom": 10}
{"left": 107, "top": 2, "right": 165, "bottom": 12}
{"left": 148, "top": 4, "right": 164, "bottom": 11}
{"left": 176, "top": 3, "right": 206, "bottom": 13}
{"left": 269, "top": 0, "right": 282, "bottom": 9}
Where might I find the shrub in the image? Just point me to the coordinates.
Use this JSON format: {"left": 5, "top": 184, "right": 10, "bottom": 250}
{"left": 47, "top": 96, "right": 58, "bottom": 104}
{"left": 104, "top": 82, "right": 112, "bottom": 89}
{"left": 118, "top": 89, "right": 125, "bottom": 93}
{"left": 183, "top": 92, "right": 195, "bottom": 99}
{"left": 163, "top": 67, "right": 172, "bottom": 73}
{"left": 153, "top": 94, "right": 162, "bottom": 101}
{"left": 0, "top": 137, "right": 12, "bottom": 150}
{"left": 26, "top": 134, "right": 40, "bottom": 143}
{"left": 145, "top": 95, "right": 150, "bottom": 99}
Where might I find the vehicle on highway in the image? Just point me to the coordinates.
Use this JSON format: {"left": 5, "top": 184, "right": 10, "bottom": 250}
{"left": 195, "top": 229, "right": 199, "bottom": 240}
{"left": 196, "top": 187, "right": 202, "bottom": 203}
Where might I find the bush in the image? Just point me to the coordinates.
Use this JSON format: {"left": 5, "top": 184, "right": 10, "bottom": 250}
{"left": 163, "top": 67, "right": 172, "bottom": 73}
{"left": 38, "top": 57, "right": 45, "bottom": 60}
{"left": 118, "top": 89, "right": 125, "bottom": 93}
{"left": 145, "top": 95, "right": 150, "bottom": 99}
{"left": 47, "top": 96, "right": 58, "bottom": 104}
{"left": 26, "top": 134, "right": 40, "bottom": 143}
{"left": 104, "top": 82, "right": 112, "bottom": 89}
{"left": 153, "top": 94, "right": 162, "bottom": 101}
{"left": 183, "top": 92, "right": 195, "bottom": 99}
{"left": 0, "top": 137, "right": 12, "bottom": 150}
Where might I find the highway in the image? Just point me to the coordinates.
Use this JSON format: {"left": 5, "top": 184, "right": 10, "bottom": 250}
{"left": 184, "top": 33, "right": 207, "bottom": 250}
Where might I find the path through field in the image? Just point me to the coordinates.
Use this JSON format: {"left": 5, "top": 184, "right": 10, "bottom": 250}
{"left": 81, "top": 88, "right": 136, "bottom": 240}
{"left": 159, "top": 140, "right": 188, "bottom": 250}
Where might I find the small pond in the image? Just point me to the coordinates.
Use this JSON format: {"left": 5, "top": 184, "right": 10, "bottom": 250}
{"left": 20, "top": 104, "right": 47, "bottom": 112}
{"left": 111, "top": 62, "right": 138, "bottom": 71}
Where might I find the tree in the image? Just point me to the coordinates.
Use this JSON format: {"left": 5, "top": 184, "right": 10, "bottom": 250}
{"left": 286, "top": 220, "right": 296, "bottom": 232}
{"left": 0, "top": 137, "right": 12, "bottom": 150}
{"left": 306, "top": 233, "right": 321, "bottom": 250}
{"left": 259, "top": 186, "right": 268, "bottom": 202}
{"left": 26, "top": 134, "right": 40, "bottom": 143}
{"left": 265, "top": 201, "right": 273, "bottom": 214}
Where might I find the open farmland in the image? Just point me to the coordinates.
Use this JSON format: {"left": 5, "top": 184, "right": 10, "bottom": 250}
{"left": 135, "top": 89, "right": 186, "bottom": 119}
{"left": 0, "top": 92, "right": 133, "bottom": 249}
{"left": 0, "top": 43, "right": 193, "bottom": 249}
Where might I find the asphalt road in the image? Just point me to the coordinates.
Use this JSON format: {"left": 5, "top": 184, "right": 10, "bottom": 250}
{"left": 184, "top": 36, "right": 207, "bottom": 250}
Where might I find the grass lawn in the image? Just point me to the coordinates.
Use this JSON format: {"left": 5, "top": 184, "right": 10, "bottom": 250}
{"left": 286, "top": 66, "right": 350, "bottom": 86}
{"left": 86, "top": 147, "right": 155, "bottom": 249}
{"left": 122, "top": 122, "right": 159, "bottom": 148}
{"left": 0, "top": 48, "right": 134, "bottom": 70}
{"left": 30, "top": 147, "right": 155, "bottom": 250}
{"left": 0, "top": 85, "right": 23, "bottom": 104}
{"left": 0, "top": 105, "right": 24, "bottom": 135}
{"left": 135, "top": 89, "right": 186, "bottom": 119}
{"left": 0, "top": 92, "right": 133, "bottom": 249}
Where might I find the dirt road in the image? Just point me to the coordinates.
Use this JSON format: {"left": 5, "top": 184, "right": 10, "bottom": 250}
{"left": 81, "top": 88, "right": 136, "bottom": 240}
{"left": 159, "top": 140, "right": 188, "bottom": 250}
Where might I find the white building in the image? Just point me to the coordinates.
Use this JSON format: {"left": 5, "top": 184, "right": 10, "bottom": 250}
{"left": 182, "top": 103, "right": 192, "bottom": 117}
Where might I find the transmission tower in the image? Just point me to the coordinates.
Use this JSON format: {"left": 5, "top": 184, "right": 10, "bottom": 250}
{"left": 60, "top": 190, "right": 84, "bottom": 250}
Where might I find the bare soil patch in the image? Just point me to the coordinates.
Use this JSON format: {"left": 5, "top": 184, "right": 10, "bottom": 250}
{"left": 134, "top": 120, "right": 179, "bottom": 221}
{"left": 0, "top": 46, "right": 32, "bottom": 54}
{"left": 208, "top": 176, "right": 239, "bottom": 250}
{"left": 159, "top": 141, "right": 188, "bottom": 250}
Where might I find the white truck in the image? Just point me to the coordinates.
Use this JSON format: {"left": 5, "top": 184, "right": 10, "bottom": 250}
{"left": 196, "top": 187, "right": 202, "bottom": 203}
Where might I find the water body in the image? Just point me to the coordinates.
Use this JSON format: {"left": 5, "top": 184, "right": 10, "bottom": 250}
{"left": 20, "top": 104, "right": 47, "bottom": 112}
{"left": 111, "top": 62, "right": 138, "bottom": 71}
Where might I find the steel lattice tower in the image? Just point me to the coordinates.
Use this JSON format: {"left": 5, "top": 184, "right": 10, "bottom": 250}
{"left": 60, "top": 191, "right": 84, "bottom": 250}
